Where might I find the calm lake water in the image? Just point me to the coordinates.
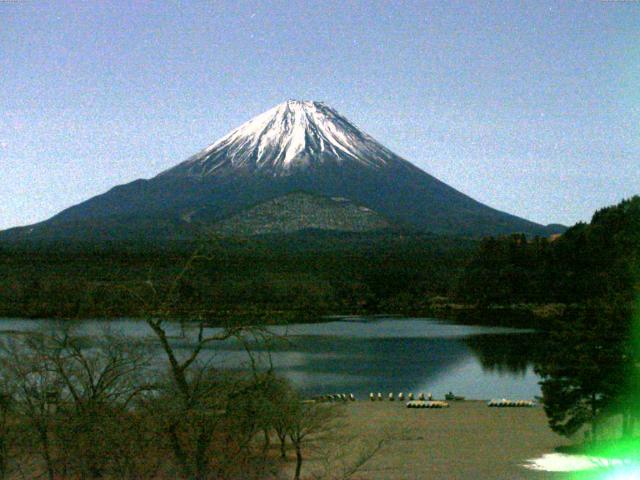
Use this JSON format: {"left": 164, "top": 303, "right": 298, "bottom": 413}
{"left": 0, "top": 317, "right": 542, "bottom": 400}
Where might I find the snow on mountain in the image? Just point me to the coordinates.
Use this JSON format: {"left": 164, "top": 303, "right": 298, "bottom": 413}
{"left": 0, "top": 99, "right": 563, "bottom": 241}
{"left": 161, "top": 100, "right": 402, "bottom": 177}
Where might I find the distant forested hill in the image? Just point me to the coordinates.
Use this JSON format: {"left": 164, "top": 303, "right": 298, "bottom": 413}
{"left": 3, "top": 197, "right": 636, "bottom": 324}
{"left": 456, "top": 196, "right": 640, "bottom": 308}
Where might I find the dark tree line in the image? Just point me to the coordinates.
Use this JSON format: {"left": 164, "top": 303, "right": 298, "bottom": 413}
{"left": 457, "top": 196, "right": 640, "bottom": 308}
{"left": 535, "top": 301, "right": 634, "bottom": 440}
{"left": 460, "top": 196, "right": 640, "bottom": 444}
{"left": 0, "top": 232, "right": 476, "bottom": 321}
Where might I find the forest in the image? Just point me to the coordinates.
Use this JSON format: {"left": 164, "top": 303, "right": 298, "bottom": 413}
{"left": 1, "top": 197, "right": 637, "bottom": 329}
{"left": 458, "top": 196, "right": 639, "bottom": 308}
{"left": 0, "top": 232, "right": 476, "bottom": 322}
{"left": 461, "top": 196, "right": 640, "bottom": 449}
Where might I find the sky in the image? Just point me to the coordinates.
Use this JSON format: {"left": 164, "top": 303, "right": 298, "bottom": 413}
{"left": 1, "top": 0, "right": 639, "bottom": 230}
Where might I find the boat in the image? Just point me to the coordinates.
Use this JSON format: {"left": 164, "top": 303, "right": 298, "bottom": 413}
{"left": 444, "top": 392, "right": 465, "bottom": 401}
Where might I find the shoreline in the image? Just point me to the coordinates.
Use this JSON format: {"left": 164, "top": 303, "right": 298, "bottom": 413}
{"left": 293, "top": 400, "right": 571, "bottom": 479}
{"left": 0, "top": 302, "right": 565, "bottom": 329}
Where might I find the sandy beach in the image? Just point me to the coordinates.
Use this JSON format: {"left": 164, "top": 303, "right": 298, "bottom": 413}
{"left": 298, "top": 400, "right": 572, "bottom": 480}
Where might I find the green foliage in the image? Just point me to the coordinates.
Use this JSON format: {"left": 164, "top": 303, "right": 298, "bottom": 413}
{"left": 515, "top": 196, "right": 640, "bottom": 442}
{"left": 457, "top": 195, "right": 640, "bottom": 307}
{"left": 457, "top": 234, "right": 553, "bottom": 304}
{"left": 0, "top": 232, "right": 476, "bottom": 320}
{"left": 458, "top": 196, "right": 640, "bottom": 442}
{"left": 535, "top": 303, "right": 631, "bottom": 438}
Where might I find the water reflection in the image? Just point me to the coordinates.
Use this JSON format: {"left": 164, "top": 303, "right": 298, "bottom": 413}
{"left": 464, "top": 333, "right": 544, "bottom": 376}
{"left": 0, "top": 317, "right": 544, "bottom": 399}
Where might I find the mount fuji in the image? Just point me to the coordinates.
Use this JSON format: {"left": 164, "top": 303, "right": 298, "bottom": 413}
{"left": 162, "top": 100, "right": 399, "bottom": 177}
{"left": 1, "top": 100, "right": 561, "bottom": 241}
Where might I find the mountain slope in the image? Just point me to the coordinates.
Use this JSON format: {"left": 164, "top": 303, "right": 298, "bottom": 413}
{"left": 0, "top": 100, "right": 562, "bottom": 241}
{"left": 210, "top": 192, "right": 391, "bottom": 236}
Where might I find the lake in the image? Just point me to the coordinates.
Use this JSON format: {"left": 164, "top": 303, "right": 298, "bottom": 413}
{"left": 0, "top": 317, "right": 543, "bottom": 400}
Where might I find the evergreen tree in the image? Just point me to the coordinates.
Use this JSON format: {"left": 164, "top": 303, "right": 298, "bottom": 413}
{"left": 536, "top": 302, "right": 632, "bottom": 439}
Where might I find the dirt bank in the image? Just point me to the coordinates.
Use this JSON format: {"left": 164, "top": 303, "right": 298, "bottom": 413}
{"left": 297, "top": 400, "right": 572, "bottom": 479}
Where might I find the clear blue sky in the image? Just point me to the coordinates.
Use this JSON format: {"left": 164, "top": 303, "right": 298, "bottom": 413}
{"left": 1, "top": 0, "right": 638, "bottom": 230}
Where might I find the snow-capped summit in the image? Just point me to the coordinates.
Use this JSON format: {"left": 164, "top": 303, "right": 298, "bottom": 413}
{"left": 161, "top": 100, "right": 402, "bottom": 177}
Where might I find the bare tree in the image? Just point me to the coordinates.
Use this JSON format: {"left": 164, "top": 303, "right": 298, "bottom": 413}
{"left": 311, "top": 437, "right": 387, "bottom": 480}
{"left": 0, "top": 326, "right": 153, "bottom": 480}
{"left": 47, "top": 327, "right": 152, "bottom": 479}
{"left": 286, "top": 399, "right": 342, "bottom": 480}
{"left": 0, "top": 247, "right": 354, "bottom": 480}
{"left": 142, "top": 314, "right": 259, "bottom": 480}
{"left": 0, "top": 381, "right": 14, "bottom": 479}
{"left": 1, "top": 332, "right": 63, "bottom": 480}
{"left": 124, "top": 247, "right": 350, "bottom": 480}
{"left": 119, "top": 247, "right": 278, "bottom": 479}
